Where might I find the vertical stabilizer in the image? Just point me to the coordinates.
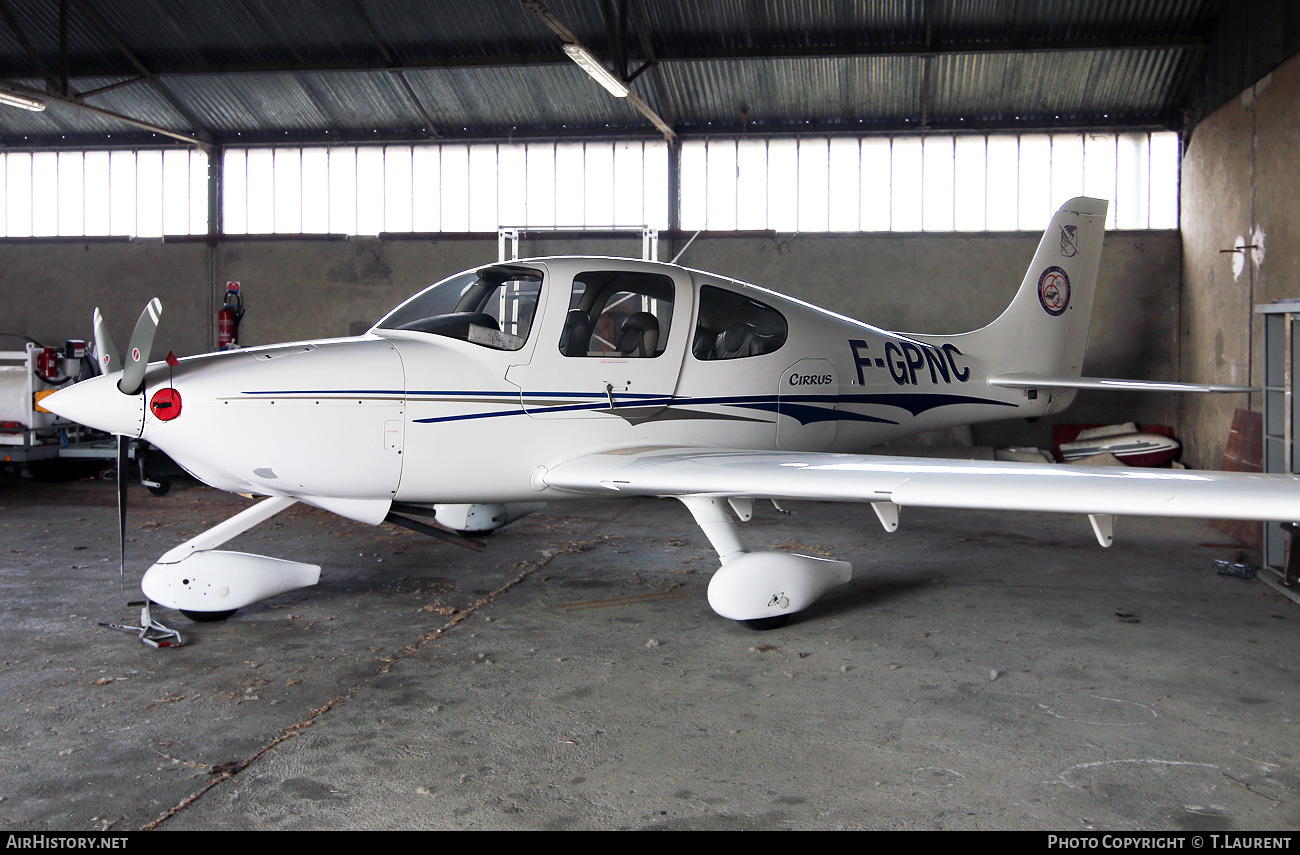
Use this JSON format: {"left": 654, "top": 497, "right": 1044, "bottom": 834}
{"left": 960, "top": 197, "right": 1108, "bottom": 408}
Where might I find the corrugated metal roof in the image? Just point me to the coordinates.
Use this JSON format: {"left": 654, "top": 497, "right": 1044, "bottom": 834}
{"left": 0, "top": 0, "right": 1284, "bottom": 149}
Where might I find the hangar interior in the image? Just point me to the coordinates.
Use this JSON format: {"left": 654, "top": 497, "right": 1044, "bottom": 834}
{"left": 0, "top": 0, "right": 1295, "bottom": 464}
{"left": 3, "top": 0, "right": 1300, "bottom": 832}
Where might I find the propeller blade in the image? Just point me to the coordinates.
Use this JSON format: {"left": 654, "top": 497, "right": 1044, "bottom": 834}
{"left": 118, "top": 298, "right": 162, "bottom": 395}
{"left": 92, "top": 307, "right": 121, "bottom": 375}
{"left": 117, "top": 435, "right": 128, "bottom": 592}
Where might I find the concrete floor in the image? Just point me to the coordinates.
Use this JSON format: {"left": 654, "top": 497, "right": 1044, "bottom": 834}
{"left": 1, "top": 474, "right": 1298, "bottom": 831}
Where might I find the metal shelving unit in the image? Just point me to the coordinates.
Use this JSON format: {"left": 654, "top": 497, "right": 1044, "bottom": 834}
{"left": 1257, "top": 301, "right": 1300, "bottom": 602}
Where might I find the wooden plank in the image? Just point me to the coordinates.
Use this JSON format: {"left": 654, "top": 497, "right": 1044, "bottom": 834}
{"left": 1211, "top": 409, "right": 1264, "bottom": 551}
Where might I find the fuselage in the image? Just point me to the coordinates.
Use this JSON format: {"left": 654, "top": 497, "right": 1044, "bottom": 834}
{"left": 47, "top": 257, "right": 1045, "bottom": 514}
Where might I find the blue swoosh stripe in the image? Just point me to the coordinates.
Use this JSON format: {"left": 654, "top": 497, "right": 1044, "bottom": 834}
{"left": 734, "top": 402, "right": 897, "bottom": 426}
{"left": 239, "top": 388, "right": 1017, "bottom": 423}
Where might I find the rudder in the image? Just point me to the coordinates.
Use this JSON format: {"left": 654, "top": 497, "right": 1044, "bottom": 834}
{"left": 960, "top": 197, "right": 1108, "bottom": 405}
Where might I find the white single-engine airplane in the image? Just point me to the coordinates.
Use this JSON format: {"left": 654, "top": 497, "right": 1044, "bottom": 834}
{"left": 44, "top": 197, "right": 1300, "bottom": 631}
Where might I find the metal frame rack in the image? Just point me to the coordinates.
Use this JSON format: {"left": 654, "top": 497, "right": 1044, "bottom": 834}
{"left": 0, "top": 344, "right": 117, "bottom": 473}
{"left": 498, "top": 226, "right": 659, "bottom": 263}
{"left": 1257, "top": 301, "right": 1300, "bottom": 603}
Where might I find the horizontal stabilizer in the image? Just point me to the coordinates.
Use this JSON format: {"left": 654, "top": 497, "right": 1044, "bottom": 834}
{"left": 988, "top": 372, "right": 1256, "bottom": 394}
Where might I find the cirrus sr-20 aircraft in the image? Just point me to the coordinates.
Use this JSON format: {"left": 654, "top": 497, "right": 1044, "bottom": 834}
{"left": 43, "top": 197, "right": 1300, "bottom": 635}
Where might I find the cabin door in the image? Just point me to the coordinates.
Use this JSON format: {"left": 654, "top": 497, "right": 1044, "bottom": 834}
{"left": 507, "top": 266, "right": 692, "bottom": 422}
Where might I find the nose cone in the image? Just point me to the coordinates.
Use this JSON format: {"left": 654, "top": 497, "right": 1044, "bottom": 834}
{"left": 41, "top": 373, "right": 145, "bottom": 437}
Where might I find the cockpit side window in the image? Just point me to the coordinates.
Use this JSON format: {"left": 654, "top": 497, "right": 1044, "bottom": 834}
{"left": 560, "top": 271, "right": 675, "bottom": 358}
{"left": 374, "top": 265, "right": 542, "bottom": 351}
{"left": 692, "top": 284, "right": 788, "bottom": 360}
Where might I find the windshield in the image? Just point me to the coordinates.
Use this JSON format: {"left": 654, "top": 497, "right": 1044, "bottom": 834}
{"left": 374, "top": 265, "right": 542, "bottom": 351}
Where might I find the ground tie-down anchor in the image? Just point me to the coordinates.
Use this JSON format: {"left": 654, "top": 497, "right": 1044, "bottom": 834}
{"left": 99, "top": 600, "right": 183, "bottom": 648}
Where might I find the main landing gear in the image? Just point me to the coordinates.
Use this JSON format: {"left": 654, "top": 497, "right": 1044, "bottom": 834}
{"left": 677, "top": 496, "right": 852, "bottom": 630}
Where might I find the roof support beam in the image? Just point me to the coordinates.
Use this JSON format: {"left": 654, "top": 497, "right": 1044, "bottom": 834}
{"left": 520, "top": 0, "right": 677, "bottom": 145}
{"left": 59, "top": 0, "right": 69, "bottom": 96}
{"left": 0, "top": 0, "right": 56, "bottom": 92}
{"left": 76, "top": 75, "right": 147, "bottom": 99}
{"left": 0, "top": 0, "right": 208, "bottom": 148}
{"left": 919, "top": 0, "right": 935, "bottom": 128}
{"left": 599, "top": 0, "right": 627, "bottom": 80}
{"left": 621, "top": 0, "right": 672, "bottom": 123}
{"left": 349, "top": 0, "right": 440, "bottom": 139}
{"left": 68, "top": 0, "right": 213, "bottom": 145}
{"left": 0, "top": 77, "right": 210, "bottom": 149}
{"left": 0, "top": 34, "right": 1209, "bottom": 81}
{"left": 679, "top": 35, "right": 1210, "bottom": 60}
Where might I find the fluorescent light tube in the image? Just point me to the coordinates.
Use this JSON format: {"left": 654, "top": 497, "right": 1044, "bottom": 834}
{"left": 563, "top": 44, "right": 629, "bottom": 98}
{"left": 0, "top": 89, "right": 46, "bottom": 111}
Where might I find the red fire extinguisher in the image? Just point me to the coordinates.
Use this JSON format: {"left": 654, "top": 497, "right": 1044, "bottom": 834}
{"left": 36, "top": 346, "right": 61, "bottom": 380}
{"left": 218, "top": 282, "right": 244, "bottom": 351}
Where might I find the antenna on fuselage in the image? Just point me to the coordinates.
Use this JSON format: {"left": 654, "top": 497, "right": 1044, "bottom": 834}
{"left": 670, "top": 229, "right": 702, "bottom": 265}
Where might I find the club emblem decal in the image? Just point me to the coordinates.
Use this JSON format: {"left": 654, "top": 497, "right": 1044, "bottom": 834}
{"left": 1037, "top": 266, "right": 1070, "bottom": 316}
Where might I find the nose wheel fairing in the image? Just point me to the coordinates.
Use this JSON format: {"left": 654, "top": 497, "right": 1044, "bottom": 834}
{"left": 140, "top": 495, "right": 320, "bottom": 616}
{"left": 143, "top": 550, "right": 321, "bottom": 613}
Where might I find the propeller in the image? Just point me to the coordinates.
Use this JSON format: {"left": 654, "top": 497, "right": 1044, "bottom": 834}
{"left": 92, "top": 298, "right": 164, "bottom": 575}
{"left": 117, "top": 434, "right": 129, "bottom": 590}
{"left": 91, "top": 299, "right": 181, "bottom": 647}
{"left": 92, "top": 308, "right": 121, "bottom": 375}
{"left": 118, "top": 297, "right": 162, "bottom": 395}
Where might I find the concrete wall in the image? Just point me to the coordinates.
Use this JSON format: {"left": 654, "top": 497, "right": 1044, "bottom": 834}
{"left": 5, "top": 220, "right": 1179, "bottom": 451}
{"left": 1181, "top": 50, "right": 1300, "bottom": 468}
{"left": 0, "top": 238, "right": 212, "bottom": 367}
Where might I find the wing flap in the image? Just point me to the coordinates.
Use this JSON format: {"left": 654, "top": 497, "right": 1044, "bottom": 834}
{"left": 541, "top": 447, "right": 1300, "bottom": 523}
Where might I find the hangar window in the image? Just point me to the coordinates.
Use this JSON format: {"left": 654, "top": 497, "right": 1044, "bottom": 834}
{"left": 560, "top": 271, "right": 675, "bottom": 358}
{"left": 692, "top": 285, "right": 788, "bottom": 361}
{"left": 0, "top": 149, "right": 208, "bottom": 238}
{"left": 6, "top": 132, "right": 1175, "bottom": 241}
{"left": 679, "top": 131, "right": 1178, "bottom": 233}
{"left": 374, "top": 265, "right": 542, "bottom": 352}
{"left": 222, "top": 140, "right": 670, "bottom": 236}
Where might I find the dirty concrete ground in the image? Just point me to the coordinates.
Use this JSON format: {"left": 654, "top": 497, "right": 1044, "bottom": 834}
{"left": 0, "top": 474, "right": 1298, "bottom": 831}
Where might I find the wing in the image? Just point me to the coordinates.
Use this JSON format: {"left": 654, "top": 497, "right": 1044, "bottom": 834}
{"left": 989, "top": 372, "right": 1256, "bottom": 394}
{"left": 540, "top": 446, "right": 1300, "bottom": 525}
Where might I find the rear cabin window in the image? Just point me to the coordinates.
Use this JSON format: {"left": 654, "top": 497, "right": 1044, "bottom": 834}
{"left": 374, "top": 265, "right": 541, "bottom": 351}
{"left": 560, "top": 271, "right": 675, "bottom": 358}
{"left": 692, "top": 284, "right": 788, "bottom": 360}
